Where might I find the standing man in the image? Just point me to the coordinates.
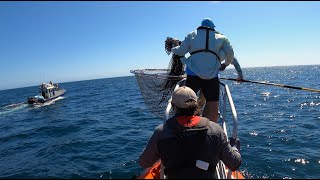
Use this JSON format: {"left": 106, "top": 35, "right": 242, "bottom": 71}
{"left": 171, "top": 18, "right": 234, "bottom": 123}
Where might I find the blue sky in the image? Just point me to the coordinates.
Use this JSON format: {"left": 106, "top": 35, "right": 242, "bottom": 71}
{"left": 1, "top": 1, "right": 319, "bottom": 90}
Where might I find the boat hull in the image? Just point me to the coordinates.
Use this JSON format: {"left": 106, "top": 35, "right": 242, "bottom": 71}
{"left": 27, "top": 89, "right": 66, "bottom": 104}
{"left": 27, "top": 97, "right": 44, "bottom": 104}
{"left": 136, "top": 160, "right": 245, "bottom": 179}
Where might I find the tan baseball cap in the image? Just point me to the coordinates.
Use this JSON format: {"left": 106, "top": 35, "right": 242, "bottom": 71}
{"left": 172, "top": 86, "right": 197, "bottom": 109}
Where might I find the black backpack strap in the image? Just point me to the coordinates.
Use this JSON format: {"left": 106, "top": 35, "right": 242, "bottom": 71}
{"left": 190, "top": 27, "right": 221, "bottom": 61}
{"left": 197, "top": 26, "right": 215, "bottom": 31}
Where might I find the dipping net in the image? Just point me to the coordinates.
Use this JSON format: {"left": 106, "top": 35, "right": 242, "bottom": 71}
{"left": 131, "top": 37, "right": 186, "bottom": 120}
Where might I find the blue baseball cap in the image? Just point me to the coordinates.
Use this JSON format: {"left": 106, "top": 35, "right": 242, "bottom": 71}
{"left": 201, "top": 18, "right": 215, "bottom": 29}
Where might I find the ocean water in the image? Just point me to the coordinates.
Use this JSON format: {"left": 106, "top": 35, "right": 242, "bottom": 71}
{"left": 0, "top": 65, "right": 319, "bottom": 179}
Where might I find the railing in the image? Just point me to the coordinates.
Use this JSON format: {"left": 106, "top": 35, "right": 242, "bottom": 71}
{"left": 216, "top": 82, "right": 239, "bottom": 179}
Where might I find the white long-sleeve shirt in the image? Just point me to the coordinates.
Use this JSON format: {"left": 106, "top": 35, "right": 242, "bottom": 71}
{"left": 172, "top": 28, "right": 234, "bottom": 79}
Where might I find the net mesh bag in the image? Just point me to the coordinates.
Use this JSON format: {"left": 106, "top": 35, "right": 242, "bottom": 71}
{"left": 131, "top": 37, "right": 186, "bottom": 120}
{"left": 131, "top": 69, "right": 186, "bottom": 120}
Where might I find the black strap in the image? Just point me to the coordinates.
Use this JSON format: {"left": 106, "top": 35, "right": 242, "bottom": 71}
{"left": 190, "top": 27, "right": 220, "bottom": 61}
{"left": 197, "top": 26, "right": 215, "bottom": 31}
{"left": 190, "top": 50, "right": 220, "bottom": 61}
{"left": 206, "top": 28, "right": 209, "bottom": 50}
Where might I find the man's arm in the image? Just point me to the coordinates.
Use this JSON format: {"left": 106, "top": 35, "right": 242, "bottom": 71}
{"left": 171, "top": 33, "right": 192, "bottom": 57}
{"left": 232, "top": 57, "right": 243, "bottom": 80}
{"left": 219, "top": 131, "right": 242, "bottom": 171}
{"left": 139, "top": 126, "right": 162, "bottom": 168}
{"left": 221, "top": 37, "right": 234, "bottom": 66}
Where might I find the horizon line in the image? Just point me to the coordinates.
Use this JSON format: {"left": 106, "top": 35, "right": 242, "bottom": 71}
{"left": 0, "top": 64, "right": 319, "bottom": 91}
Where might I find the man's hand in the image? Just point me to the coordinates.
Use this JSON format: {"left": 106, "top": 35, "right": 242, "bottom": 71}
{"left": 165, "top": 37, "right": 181, "bottom": 55}
{"left": 219, "top": 63, "right": 227, "bottom": 71}
{"left": 172, "top": 38, "right": 181, "bottom": 46}
{"left": 237, "top": 77, "right": 244, "bottom": 82}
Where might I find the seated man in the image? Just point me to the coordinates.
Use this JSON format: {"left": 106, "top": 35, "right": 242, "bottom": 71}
{"left": 139, "top": 86, "right": 242, "bottom": 179}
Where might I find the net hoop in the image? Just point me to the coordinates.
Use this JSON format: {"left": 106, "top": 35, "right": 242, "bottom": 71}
{"left": 130, "top": 69, "right": 186, "bottom": 80}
